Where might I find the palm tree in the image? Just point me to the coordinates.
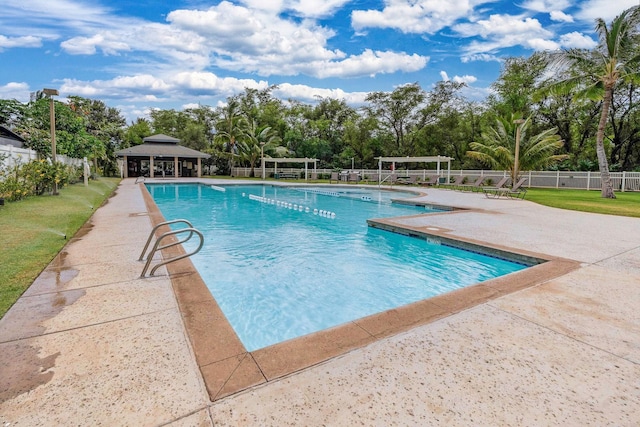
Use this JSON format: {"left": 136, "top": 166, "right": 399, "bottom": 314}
{"left": 239, "top": 121, "right": 284, "bottom": 177}
{"left": 466, "top": 115, "right": 568, "bottom": 183}
{"left": 546, "top": 6, "right": 640, "bottom": 198}
{"left": 214, "top": 98, "right": 248, "bottom": 175}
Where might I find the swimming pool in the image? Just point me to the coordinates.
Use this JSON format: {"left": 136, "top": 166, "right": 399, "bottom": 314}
{"left": 148, "top": 184, "right": 527, "bottom": 351}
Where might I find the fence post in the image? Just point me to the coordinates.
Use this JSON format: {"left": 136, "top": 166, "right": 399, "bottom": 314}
{"left": 556, "top": 170, "right": 560, "bottom": 188}
{"left": 622, "top": 171, "right": 626, "bottom": 192}
{"left": 587, "top": 171, "right": 590, "bottom": 191}
{"left": 528, "top": 170, "right": 532, "bottom": 187}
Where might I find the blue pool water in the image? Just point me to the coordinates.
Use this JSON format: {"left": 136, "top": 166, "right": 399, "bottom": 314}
{"left": 148, "top": 184, "right": 527, "bottom": 351}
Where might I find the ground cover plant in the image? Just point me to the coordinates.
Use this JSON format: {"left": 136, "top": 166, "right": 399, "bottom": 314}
{"left": 525, "top": 188, "right": 640, "bottom": 218}
{"left": 0, "top": 178, "right": 119, "bottom": 317}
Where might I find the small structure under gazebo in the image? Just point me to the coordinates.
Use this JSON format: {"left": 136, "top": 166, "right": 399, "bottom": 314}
{"left": 376, "top": 156, "right": 453, "bottom": 183}
{"left": 115, "top": 134, "right": 210, "bottom": 178}
{"left": 261, "top": 157, "right": 318, "bottom": 180}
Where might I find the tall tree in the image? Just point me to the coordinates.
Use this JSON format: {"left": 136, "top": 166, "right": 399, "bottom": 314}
{"left": 547, "top": 6, "right": 640, "bottom": 198}
{"left": 364, "top": 83, "right": 425, "bottom": 155}
{"left": 214, "top": 97, "right": 249, "bottom": 174}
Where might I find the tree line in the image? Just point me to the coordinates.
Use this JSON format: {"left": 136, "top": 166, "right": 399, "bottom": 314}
{"left": 1, "top": 6, "right": 639, "bottom": 198}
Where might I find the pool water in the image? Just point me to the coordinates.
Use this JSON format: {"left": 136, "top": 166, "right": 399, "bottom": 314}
{"left": 148, "top": 184, "right": 527, "bottom": 351}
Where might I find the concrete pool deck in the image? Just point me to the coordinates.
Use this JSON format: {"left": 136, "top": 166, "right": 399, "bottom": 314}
{"left": 1, "top": 178, "right": 640, "bottom": 425}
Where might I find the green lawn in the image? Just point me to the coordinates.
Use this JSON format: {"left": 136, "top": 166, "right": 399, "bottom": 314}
{"left": 524, "top": 188, "right": 640, "bottom": 218}
{"left": 0, "top": 178, "right": 119, "bottom": 317}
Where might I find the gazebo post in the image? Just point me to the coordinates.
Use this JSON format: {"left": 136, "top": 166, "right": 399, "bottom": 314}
{"left": 149, "top": 156, "right": 155, "bottom": 178}
{"left": 123, "top": 155, "right": 129, "bottom": 178}
{"left": 197, "top": 158, "right": 202, "bottom": 177}
{"left": 174, "top": 157, "right": 179, "bottom": 178}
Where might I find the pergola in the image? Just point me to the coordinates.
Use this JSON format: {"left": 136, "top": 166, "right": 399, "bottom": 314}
{"left": 376, "top": 156, "right": 453, "bottom": 181}
{"left": 261, "top": 157, "right": 318, "bottom": 180}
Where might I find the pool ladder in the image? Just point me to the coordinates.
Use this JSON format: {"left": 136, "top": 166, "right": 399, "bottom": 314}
{"left": 139, "top": 219, "right": 204, "bottom": 277}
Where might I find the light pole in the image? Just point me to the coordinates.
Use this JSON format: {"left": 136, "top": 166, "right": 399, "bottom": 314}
{"left": 513, "top": 118, "right": 525, "bottom": 190}
{"left": 260, "top": 141, "right": 266, "bottom": 180}
{"left": 351, "top": 157, "right": 354, "bottom": 170}
{"left": 43, "top": 88, "right": 59, "bottom": 194}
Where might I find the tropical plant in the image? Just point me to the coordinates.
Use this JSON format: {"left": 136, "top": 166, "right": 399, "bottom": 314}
{"left": 239, "top": 121, "right": 285, "bottom": 177}
{"left": 545, "top": 5, "right": 640, "bottom": 198}
{"left": 213, "top": 98, "right": 249, "bottom": 174}
{"left": 466, "top": 115, "right": 568, "bottom": 184}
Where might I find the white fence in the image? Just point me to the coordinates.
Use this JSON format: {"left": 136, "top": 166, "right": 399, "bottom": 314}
{"left": 0, "top": 144, "right": 83, "bottom": 171}
{"left": 231, "top": 167, "right": 640, "bottom": 192}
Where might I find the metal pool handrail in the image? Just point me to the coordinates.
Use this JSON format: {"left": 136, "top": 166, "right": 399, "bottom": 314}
{"left": 139, "top": 219, "right": 204, "bottom": 277}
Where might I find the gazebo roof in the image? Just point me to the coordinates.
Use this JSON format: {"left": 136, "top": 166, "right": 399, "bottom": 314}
{"left": 142, "top": 134, "right": 180, "bottom": 144}
{"left": 115, "top": 134, "right": 210, "bottom": 159}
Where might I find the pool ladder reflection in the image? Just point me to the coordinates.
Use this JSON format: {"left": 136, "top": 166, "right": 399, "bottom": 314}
{"left": 139, "top": 219, "right": 204, "bottom": 277}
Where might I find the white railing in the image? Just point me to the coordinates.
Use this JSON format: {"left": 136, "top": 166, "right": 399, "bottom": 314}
{"left": 231, "top": 167, "right": 640, "bottom": 192}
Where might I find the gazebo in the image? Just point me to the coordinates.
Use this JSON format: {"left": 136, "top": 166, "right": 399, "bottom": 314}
{"left": 115, "top": 134, "right": 210, "bottom": 178}
{"left": 376, "top": 156, "right": 453, "bottom": 182}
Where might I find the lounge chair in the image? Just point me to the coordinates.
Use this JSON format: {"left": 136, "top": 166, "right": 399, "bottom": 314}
{"left": 329, "top": 172, "right": 339, "bottom": 183}
{"left": 482, "top": 176, "right": 509, "bottom": 191}
{"left": 348, "top": 172, "right": 359, "bottom": 183}
{"left": 419, "top": 174, "right": 440, "bottom": 186}
{"left": 398, "top": 175, "right": 417, "bottom": 185}
{"left": 441, "top": 175, "right": 466, "bottom": 190}
{"left": 458, "top": 176, "right": 485, "bottom": 192}
{"left": 484, "top": 177, "right": 528, "bottom": 199}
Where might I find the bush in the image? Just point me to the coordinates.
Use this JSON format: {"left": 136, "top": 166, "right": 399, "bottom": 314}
{"left": 0, "top": 159, "right": 76, "bottom": 202}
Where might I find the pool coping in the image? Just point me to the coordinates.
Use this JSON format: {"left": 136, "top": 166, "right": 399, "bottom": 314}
{"left": 140, "top": 183, "right": 581, "bottom": 402}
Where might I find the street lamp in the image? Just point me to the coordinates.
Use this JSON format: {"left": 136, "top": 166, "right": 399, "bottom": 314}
{"left": 260, "top": 141, "right": 266, "bottom": 180}
{"left": 351, "top": 157, "right": 354, "bottom": 170}
{"left": 513, "top": 118, "right": 525, "bottom": 190}
{"left": 43, "top": 88, "right": 59, "bottom": 194}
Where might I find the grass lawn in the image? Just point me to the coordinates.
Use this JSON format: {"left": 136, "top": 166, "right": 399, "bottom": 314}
{"left": 0, "top": 178, "right": 119, "bottom": 317}
{"left": 525, "top": 188, "right": 640, "bottom": 218}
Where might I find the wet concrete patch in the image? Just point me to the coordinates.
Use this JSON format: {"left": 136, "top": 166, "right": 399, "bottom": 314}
{"left": 0, "top": 289, "right": 85, "bottom": 342}
{"left": 0, "top": 341, "right": 59, "bottom": 402}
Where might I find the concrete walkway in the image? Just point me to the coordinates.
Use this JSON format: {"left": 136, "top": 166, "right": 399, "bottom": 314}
{"left": 1, "top": 179, "right": 639, "bottom": 426}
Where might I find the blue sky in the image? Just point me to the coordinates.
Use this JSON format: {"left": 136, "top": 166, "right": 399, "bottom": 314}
{"left": 0, "top": 0, "right": 636, "bottom": 122}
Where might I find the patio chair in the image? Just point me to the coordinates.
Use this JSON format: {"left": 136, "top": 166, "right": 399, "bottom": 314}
{"left": 441, "top": 175, "right": 466, "bottom": 190}
{"left": 398, "top": 175, "right": 417, "bottom": 185}
{"left": 348, "top": 172, "right": 359, "bottom": 183}
{"left": 458, "top": 176, "right": 485, "bottom": 192}
{"left": 329, "top": 172, "right": 339, "bottom": 183}
{"left": 481, "top": 176, "right": 509, "bottom": 193}
{"left": 419, "top": 174, "right": 440, "bottom": 186}
{"left": 484, "top": 177, "right": 528, "bottom": 199}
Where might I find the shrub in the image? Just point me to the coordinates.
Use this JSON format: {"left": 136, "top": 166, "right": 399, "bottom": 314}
{"left": 0, "top": 159, "right": 76, "bottom": 202}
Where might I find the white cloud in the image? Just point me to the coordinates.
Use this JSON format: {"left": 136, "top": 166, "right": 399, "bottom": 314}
{"left": 61, "top": 33, "right": 131, "bottom": 55}
{"left": 455, "top": 14, "right": 556, "bottom": 57}
{"left": 440, "top": 71, "right": 477, "bottom": 84}
{"left": 166, "top": 3, "right": 427, "bottom": 78}
{"left": 285, "top": 0, "right": 352, "bottom": 18}
{"left": 461, "top": 53, "right": 502, "bottom": 63}
{"left": 559, "top": 32, "right": 597, "bottom": 49}
{"left": 527, "top": 38, "right": 559, "bottom": 50}
{"left": 0, "top": 82, "right": 31, "bottom": 102}
{"left": 308, "top": 50, "right": 428, "bottom": 79}
{"left": 352, "top": 0, "right": 488, "bottom": 34}
{"left": 575, "top": 0, "right": 638, "bottom": 22}
{"left": 0, "top": 34, "right": 42, "bottom": 51}
{"left": 550, "top": 11, "right": 573, "bottom": 22}
{"left": 274, "top": 83, "right": 369, "bottom": 104}
{"left": 521, "top": 0, "right": 571, "bottom": 13}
